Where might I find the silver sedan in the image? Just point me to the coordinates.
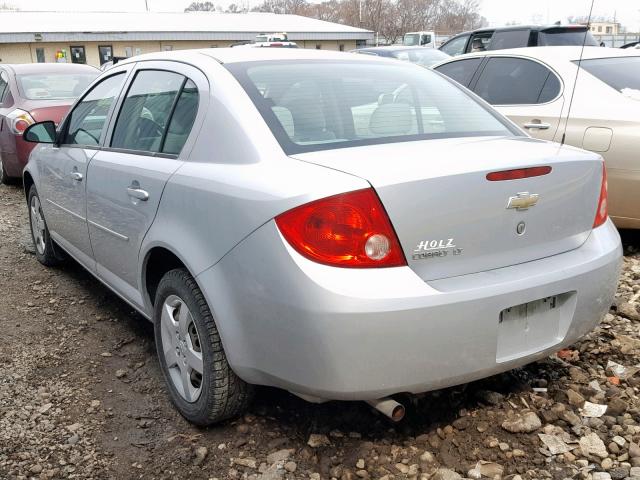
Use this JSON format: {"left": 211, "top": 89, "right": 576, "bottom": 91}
{"left": 22, "top": 48, "right": 621, "bottom": 425}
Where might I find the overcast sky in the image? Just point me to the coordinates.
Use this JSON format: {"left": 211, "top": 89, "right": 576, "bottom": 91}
{"left": 10, "top": 0, "right": 640, "bottom": 30}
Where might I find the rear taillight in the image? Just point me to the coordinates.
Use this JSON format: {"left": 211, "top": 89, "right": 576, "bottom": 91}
{"left": 593, "top": 163, "right": 608, "bottom": 228}
{"left": 275, "top": 188, "right": 406, "bottom": 268}
{"left": 6, "top": 109, "right": 35, "bottom": 135}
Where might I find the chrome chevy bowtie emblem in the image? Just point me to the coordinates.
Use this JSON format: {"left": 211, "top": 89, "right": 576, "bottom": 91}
{"left": 507, "top": 192, "right": 539, "bottom": 211}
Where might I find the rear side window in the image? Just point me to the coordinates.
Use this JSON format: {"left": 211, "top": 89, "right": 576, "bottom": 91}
{"left": 538, "top": 28, "right": 598, "bottom": 46}
{"left": 227, "top": 60, "right": 516, "bottom": 155}
{"left": 435, "top": 58, "right": 482, "bottom": 87}
{"left": 111, "top": 70, "right": 198, "bottom": 154}
{"left": 577, "top": 57, "right": 640, "bottom": 94}
{"left": 64, "top": 73, "right": 125, "bottom": 146}
{"left": 489, "top": 30, "right": 530, "bottom": 50}
{"left": 473, "top": 57, "right": 561, "bottom": 105}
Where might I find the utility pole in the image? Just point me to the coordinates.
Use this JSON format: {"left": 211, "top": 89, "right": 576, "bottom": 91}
{"left": 144, "top": 0, "right": 149, "bottom": 11}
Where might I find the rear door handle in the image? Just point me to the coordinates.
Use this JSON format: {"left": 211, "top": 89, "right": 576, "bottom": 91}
{"left": 70, "top": 171, "right": 83, "bottom": 181}
{"left": 523, "top": 122, "right": 551, "bottom": 130}
{"left": 127, "top": 187, "right": 149, "bottom": 201}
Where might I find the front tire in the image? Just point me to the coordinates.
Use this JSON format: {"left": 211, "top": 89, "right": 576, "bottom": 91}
{"left": 154, "top": 268, "right": 253, "bottom": 425}
{"left": 28, "top": 186, "right": 64, "bottom": 266}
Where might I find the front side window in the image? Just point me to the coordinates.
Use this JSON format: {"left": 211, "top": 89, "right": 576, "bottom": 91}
{"left": 473, "top": 57, "right": 561, "bottom": 105}
{"left": 227, "top": 60, "right": 516, "bottom": 154}
{"left": 440, "top": 35, "right": 469, "bottom": 56}
{"left": 435, "top": 58, "right": 482, "bottom": 87}
{"left": 577, "top": 56, "right": 640, "bottom": 95}
{"left": 64, "top": 73, "right": 125, "bottom": 146}
{"left": 111, "top": 71, "right": 198, "bottom": 155}
{"left": 17, "top": 73, "right": 98, "bottom": 100}
{"left": 0, "top": 71, "right": 8, "bottom": 103}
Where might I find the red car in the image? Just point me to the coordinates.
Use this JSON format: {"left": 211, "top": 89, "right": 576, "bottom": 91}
{"left": 0, "top": 63, "right": 98, "bottom": 184}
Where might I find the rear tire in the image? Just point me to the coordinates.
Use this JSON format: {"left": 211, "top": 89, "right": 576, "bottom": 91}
{"left": 154, "top": 268, "right": 253, "bottom": 425}
{"left": 28, "top": 186, "right": 64, "bottom": 267}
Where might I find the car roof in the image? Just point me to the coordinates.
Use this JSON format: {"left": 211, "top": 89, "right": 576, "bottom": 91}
{"left": 446, "top": 24, "right": 590, "bottom": 40}
{"left": 436, "top": 46, "right": 640, "bottom": 63}
{"left": 1, "top": 63, "right": 99, "bottom": 74}
{"left": 117, "top": 47, "right": 397, "bottom": 66}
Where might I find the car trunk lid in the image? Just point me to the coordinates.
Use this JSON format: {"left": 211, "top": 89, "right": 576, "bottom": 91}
{"left": 291, "top": 136, "right": 603, "bottom": 281}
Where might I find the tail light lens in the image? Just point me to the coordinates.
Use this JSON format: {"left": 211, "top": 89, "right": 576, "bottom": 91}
{"left": 593, "top": 163, "right": 608, "bottom": 228}
{"left": 6, "top": 109, "right": 35, "bottom": 135}
{"left": 275, "top": 188, "right": 406, "bottom": 268}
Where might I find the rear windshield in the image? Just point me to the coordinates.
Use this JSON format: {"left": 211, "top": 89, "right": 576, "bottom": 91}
{"left": 226, "top": 60, "right": 516, "bottom": 154}
{"left": 538, "top": 28, "right": 598, "bottom": 46}
{"left": 17, "top": 73, "right": 97, "bottom": 100}
{"left": 577, "top": 56, "right": 640, "bottom": 96}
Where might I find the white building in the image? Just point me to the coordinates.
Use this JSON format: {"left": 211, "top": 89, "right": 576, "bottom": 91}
{"left": 0, "top": 11, "right": 374, "bottom": 67}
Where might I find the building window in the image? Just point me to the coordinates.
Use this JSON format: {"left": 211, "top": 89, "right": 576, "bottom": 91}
{"left": 315, "top": 44, "right": 321, "bottom": 50}
{"left": 339, "top": 44, "right": 345, "bottom": 51}
{"left": 125, "top": 46, "right": 133, "bottom": 57}
{"left": 163, "top": 45, "right": 173, "bottom": 51}
{"left": 606, "top": 26, "right": 612, "bottom": 34}
{"left": 35, "top": 48, "right": 45, "bottom": 63}
{"left": 70, "top": 46, "right": 86, "bottom": 64}
{"left": 598, "top": 26, "right": 602, "bottom": 32}
{"left": 98, "top": 45, "right": 112, "bottom": 65}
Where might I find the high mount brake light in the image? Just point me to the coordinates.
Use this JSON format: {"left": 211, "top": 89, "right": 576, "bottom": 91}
{"left": 486, "top": 166, "right": 552, "bottom": 181}
{"left": 275, "top": 188, "right": 406, "bottom": 268}
{"left": 593, "top": 163, "right": 608, "bottom": 228}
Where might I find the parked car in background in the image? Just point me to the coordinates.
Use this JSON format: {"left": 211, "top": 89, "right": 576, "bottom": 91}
{"left": 433, "top": 46, "right": 640, "bottom": 228}
{"left": 22, "top": 48, "right": 620, "bottom": 425}
{"left": 620, "top": 41, "right": 639, "bottom": 49}
{"left": 402, "top": 31, "right": 436, "bottom": 48}
{"left": 353, "top": 45, "right": 450, "bottom": 67}
{"left": 439, "top": 25, "right": 598, "bottom": 57}
{"left": 0, "top": 63, "right": 98, "bottom": 184}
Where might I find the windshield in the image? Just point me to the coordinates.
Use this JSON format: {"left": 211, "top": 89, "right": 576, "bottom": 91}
{"left": 18, "top": 73, "right": 97, "bottom": 100}
{"left": 392, "top": 49, "right": 449, "bottom": 67}
{"left": 403, "top": 34, "right": 420, "bottom": 46}
{"left": 538, "top": 28, "right": 598, "bottom": 46}
{"left": 227, "top": 60, "right": 517, "bottom": 154}
{"left": 578, "top": 56, "right": 640, "bottom": 97}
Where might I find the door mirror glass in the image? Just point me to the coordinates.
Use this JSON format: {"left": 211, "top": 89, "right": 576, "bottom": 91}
{"left": 24, "top": 121, "right": 57, "bottom": 144}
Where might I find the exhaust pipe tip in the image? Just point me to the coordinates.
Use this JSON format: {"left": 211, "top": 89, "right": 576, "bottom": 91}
{"left": 366, "top": 398, "right": 405, "bottom": 422}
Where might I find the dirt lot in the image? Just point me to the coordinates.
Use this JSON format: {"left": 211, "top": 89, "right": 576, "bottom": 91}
{"left": 1, "top": 181, "right": 640, "bottom": 480}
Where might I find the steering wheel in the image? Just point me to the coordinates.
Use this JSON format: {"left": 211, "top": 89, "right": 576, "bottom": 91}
{"left": 75, "top": 128, "right": 99, "bottom": 144}
{"left": 137, "top": 117, "right": 164, "bottom": 138}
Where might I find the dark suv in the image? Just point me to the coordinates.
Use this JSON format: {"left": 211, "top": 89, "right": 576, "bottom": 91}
{"left": 440, "top": 25, "right": 598, "bottom": 57}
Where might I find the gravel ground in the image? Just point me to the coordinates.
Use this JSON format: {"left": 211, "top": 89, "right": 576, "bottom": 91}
{"left": 1, "top": 181, "right": 640, "bottom": 480}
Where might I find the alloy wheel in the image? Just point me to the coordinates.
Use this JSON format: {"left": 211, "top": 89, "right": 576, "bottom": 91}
{"left": 160, "top": 295, "right": 204, "bottom": 402}
{"left": 29, "top": 195, "right": 46, "bottom": 255}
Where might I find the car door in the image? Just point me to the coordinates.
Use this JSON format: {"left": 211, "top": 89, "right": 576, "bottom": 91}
{"left": 38, "top": 71, "right": 129, "bottom": 268}
{"left": 470, "top": 56, "right": 564, "bottom": 141}
{"left": 86, "top": 62, "right": 204, "bottom": 307}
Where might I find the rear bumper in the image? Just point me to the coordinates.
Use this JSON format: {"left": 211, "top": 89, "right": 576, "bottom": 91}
{"left": 1, "top": 135, "right": 34, "bottom": 178}
{"left": 197, "top": 220, "right": 621, "bottom": 401}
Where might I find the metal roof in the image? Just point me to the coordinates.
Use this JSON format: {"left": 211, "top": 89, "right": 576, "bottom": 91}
{"left": 0, "top": 11, "right": 374, "bottom": 43}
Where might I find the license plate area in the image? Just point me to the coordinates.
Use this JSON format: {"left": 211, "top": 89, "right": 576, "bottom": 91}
{"left": 496, "top": 293, "right": 574, "bottom": 363}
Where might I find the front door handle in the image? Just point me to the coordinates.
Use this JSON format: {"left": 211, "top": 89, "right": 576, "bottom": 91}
{"left": 523, "top": 122, "right": 551, "bottom": 130}
{"left": 127, "top": 187, "right": 149, "bottom": 201}
{"left": 70, "top": 171, "right": 83, "bottom": 181}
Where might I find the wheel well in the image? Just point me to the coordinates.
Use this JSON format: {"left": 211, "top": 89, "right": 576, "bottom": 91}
{"left": 23, "top": 172, "right": 34, "bottom": 200}
{"left": 145, "top": 247, "right": 186, "bottom": 306}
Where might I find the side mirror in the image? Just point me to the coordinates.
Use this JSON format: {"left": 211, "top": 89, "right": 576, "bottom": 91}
{"left": 24, "top": 121, "right": 57, "bottom": 144}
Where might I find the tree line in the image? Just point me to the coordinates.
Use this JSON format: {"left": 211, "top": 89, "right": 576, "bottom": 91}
{"left": 185, "top": 0, "right": 486, "bottom": 43}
